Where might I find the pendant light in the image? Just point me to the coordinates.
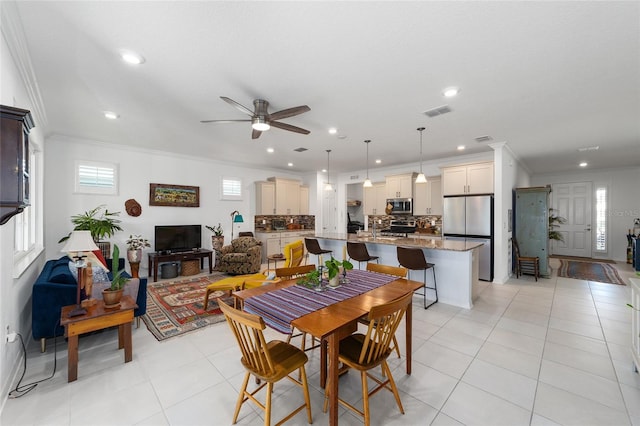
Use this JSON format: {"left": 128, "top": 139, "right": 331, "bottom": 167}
{"left": 324, "top": 149, "right": 333, "bottom": 191}
{"left": 363, "top": 140, "right": 372, "bottom": 188}
{"left": 415, "top": 127, "right": 427, "bottom": 183}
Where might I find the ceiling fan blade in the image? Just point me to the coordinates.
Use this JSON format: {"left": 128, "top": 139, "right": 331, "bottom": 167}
{"left": 270, "top": 121, "right": 311, "bottom": 135}
{"left": 200, "top": 119, "right": 251, "bottom": 123}
{"left": 252, "top": 129, "right": 262, "bottom": 139}
{"left": 269, "top": 105, "right": 310, "bottom": 121}
{"left": 220, "top": 96, "right": 254, "bottom": 116}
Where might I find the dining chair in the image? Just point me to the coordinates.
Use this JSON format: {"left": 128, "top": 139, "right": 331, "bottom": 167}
{"left": 512, "top": 237, "right": 540, "bottom": 281}
{"left": 346, "top": 241, "right": 379, "bottom": 269}
{"left": 283, "top": 240, "right": 305, "bottom": 268}
{"left": 218, "top": 299, "right": 313, "bottom": 426}
{"left": 397, "top": 246, "right": 437, "bottom": 309}
{"left": 323, "top": 291, "right": 413, "bottom": 426}
{"left": 304, "top": 238, "right": 332, "bottom": 265}
{"left": 361, "top": 263, "right": 408, "bottom": 358}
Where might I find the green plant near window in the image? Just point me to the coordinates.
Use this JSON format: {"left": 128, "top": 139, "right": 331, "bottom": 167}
{"left": 549, "top": 208, "right": 567, "bottom": 243}
{"left": 205, "top": 223, "right": 224, "bottom": 236}
{"left": 109, "top": 244, "right": 130, "bottom": 291}
{"left": 58, "top": 205, "right": 123, "bottom": 243}
{"left": 324, "top": 257, "right": 354, "bottom": 280}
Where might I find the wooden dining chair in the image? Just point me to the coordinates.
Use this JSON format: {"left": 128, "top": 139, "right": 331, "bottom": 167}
{"left": 283, "top": 240, "right": 305, "bottom": 268}
{"left": 513, "top": 238, "right": 540, "bottom": 281}
{"left": 218, "top": 299, "right": 313, "bottom": 426}
{"left": 323, "top": 291, "right": 413, "bottom": 426}
{"left": 362, "top": 263, "right": 408, "bottom": 358}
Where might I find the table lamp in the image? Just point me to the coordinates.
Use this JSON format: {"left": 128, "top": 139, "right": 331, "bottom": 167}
{"left": 61, "top": 230, "right": 99, "bottom": 317}
{"left": 231, "top": 210, "right": 244, "bottom": 240}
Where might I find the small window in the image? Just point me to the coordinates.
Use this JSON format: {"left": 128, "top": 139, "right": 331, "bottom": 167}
{"left": 221, "top": 176, "right": 242, "bottom": 200}
{"left": 74, "top": 160, "right": 118, "bottom": 195}
{"left": 595, "top": 187, "right": 607, "bottom": 252}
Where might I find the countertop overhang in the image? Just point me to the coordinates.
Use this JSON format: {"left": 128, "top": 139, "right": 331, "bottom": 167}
{"left": 315, "top": 233, "right": 483, "bottom": 252}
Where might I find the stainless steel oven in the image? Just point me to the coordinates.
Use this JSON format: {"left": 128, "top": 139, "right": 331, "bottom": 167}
{"left": 386, "top": 198, "right": 413, "bottom": 215}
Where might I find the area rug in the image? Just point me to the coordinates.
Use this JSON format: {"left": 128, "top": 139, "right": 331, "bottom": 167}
{"left": 142, "top": 272, "right": 233, "bottom": 341}
{"left": 550, "top": 254, "right": 616, "bottom": 264}
{"left": 557, "top": 260, "right": 626, "bottom": 285}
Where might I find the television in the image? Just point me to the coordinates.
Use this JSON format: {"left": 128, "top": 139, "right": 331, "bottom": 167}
{"left": 154, "top": 225, "right": 201, "bottom": 253}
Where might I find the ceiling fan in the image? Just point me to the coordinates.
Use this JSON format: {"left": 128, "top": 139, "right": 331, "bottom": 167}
{"left": 201, "top": 96, "right": 311, "bottom": 139}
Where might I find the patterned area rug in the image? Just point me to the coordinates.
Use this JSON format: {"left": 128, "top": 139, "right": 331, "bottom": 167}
{"left": 142, "top": 272, "right": 233, "bottom": 341}
{"left": 557, "top": 260, "right": 626, "bottom": 285}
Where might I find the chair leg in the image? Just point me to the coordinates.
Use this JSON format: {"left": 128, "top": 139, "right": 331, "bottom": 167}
{"left": 362, "top": 370, "right": 371, "bottom": 426}
{"left": 265, "top": 382, "right": 273, "bottom": 426}
{"left": 300, "top": 364, "right": 313, "bottom": 424}
{"left": 392, "top": 335, "right": 401, "bottom": 358}
{"left": 203, "top": 288, "right": 211, "bottom": 311}
{"left": 382, "top": 360, "right": 405, "bottom": 415}
{"left": 233, "top": 372, "right": 250, "bottom": 423}
{"left": 40, "top": 338, "right": 46, "bottom": 353}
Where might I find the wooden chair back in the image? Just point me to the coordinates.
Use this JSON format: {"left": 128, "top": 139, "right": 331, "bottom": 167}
{"left": 283, "top": 240, "right": 305, "bottom": 267}
{"left": 366, "top": 263, "right": 407, "bottom": 278}
{"left": 218, "top": 299, "right": 274, "bottom": 378}
{"left": 359, "top": 292, "right": 413, "bottom": 365}
{"left": 275, "top": 264, "right": 316, "bottom": 280}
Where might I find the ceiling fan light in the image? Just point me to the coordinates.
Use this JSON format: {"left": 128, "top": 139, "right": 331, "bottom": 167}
{"left": 415, "top": 173, "right": 427, "bottom": 184}
{"left": 363, "top": 178, "right": 373, "bottom": 188}
{"left": 252, "top": 117, "right": 270, "bottom": 131}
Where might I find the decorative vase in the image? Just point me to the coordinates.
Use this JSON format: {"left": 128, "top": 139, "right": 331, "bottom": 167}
{"left": 329, "top": 275, "right": 339, "bottom": 288}
{"left": 102, "top": 288, "right": 124, "bottom": 308}
{"left": 127, "top": 248, "right": 143, "bottom": 263}
{"left": 211, "top": 235, "right": 224, "bottom": 251}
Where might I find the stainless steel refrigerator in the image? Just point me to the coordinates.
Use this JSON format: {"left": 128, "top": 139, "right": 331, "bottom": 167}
{"left": 443, "top": 195, "right": 494, "bottom": 281}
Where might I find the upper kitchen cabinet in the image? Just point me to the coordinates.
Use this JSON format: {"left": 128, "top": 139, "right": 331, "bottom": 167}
{"left": 268, "top": 177, "right": 301, "bottom": 215}
{"left": 299, "top": 185, "right": 309, "bottom": 215}
{"left": 414, "top": 176, "right": 443, "bottom": 215}
{"left": 363, "top": 182, "right": 387, "bottom": 216}
{"left": 385, "top": 173, "right": 416, "bottom": 199}
{"left": 255, "top": 181, "right": 276, "bottom": 215}
{"left": 1, "top": 105, "right": 34, "bottom": 225}
{"left": 442, "top": 162, "right": 494, "bottom": 195}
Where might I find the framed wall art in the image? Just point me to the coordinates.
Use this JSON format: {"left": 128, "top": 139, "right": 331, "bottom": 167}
{"left": 149, "top": 183, "right": 200, "bottom": 207}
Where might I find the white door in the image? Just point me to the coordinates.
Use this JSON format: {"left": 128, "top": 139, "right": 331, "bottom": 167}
{"left": 322, "top": 188, "right": 337, "bottom": 233}
{"left": 552, "top": 182, "right": 592, "bottom": 257}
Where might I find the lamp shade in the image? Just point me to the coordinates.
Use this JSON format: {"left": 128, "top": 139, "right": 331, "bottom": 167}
{"left": 233, "top": 214, "right": 244, "bottom": 223}
{"left": 61, "top": 230, "right": 99, "bottom": 253}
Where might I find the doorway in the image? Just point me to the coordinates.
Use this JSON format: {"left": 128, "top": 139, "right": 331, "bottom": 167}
{"left": 551, "top": 182, "right": 593, "bottom": 257}
{"left": 322, "top": 188, "right": 337, "bottom": 233}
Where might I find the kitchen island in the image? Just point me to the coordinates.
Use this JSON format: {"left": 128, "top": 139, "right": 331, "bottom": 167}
{"left": 314, "top": 233, "right": 483, "bottom": 309}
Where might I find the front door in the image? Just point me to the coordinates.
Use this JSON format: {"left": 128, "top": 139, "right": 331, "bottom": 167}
{"left": 322, "top": 188, "right": 337, "bottom": 233}
{"left": 551, "top": 182, "right": 592, "bottom": 257}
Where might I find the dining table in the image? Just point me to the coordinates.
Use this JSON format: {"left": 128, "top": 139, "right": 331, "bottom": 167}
{"left": 233, "top": 269, "right": 423, "bottom": 425}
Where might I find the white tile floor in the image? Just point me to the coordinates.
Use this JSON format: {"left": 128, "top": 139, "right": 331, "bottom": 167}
{"left": 2, "top": 259, "right": 639, "bottom": 425}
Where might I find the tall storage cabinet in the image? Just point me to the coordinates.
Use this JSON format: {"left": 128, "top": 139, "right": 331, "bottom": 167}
{"left": 514, "top": 187, "right": 551, "bottom": 278}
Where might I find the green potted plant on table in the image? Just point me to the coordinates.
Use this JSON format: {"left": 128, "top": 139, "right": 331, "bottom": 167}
{"left": 59, "top": 205, "right": 123, "bottom": 259}
{"left": 102, "top": 244, "right": 130, "bottom": 308}
{"left": 325, "top": 257, "right": 354, "bottom": 287}
{"left": 125, "top": 234, "right": 150, "bottom": 263}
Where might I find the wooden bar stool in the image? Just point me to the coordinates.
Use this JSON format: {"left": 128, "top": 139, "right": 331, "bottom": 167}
{"left": 346, "top": 242, "right": 379, "bottom": 269}
{"left": 397, "top": 246, "right": 437, "bottom": 309}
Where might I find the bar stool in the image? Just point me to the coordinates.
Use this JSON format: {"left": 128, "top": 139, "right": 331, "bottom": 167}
{"left": 397, "top": 246, "right": 437, "bottom": 309}
{"left": 304, "top": 238, "right": 332, "bottom": 265}
{"left": 346, "top": 241, "right": 379, "bottom": 269}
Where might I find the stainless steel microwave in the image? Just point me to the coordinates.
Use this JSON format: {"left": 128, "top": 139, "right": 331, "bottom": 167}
{"left": 386, "top": 198, "right": 413, "bottom": 215}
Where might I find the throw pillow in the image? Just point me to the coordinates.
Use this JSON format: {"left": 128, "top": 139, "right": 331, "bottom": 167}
{"left": 68, "top": 261, "right": 111, "bottom": 284}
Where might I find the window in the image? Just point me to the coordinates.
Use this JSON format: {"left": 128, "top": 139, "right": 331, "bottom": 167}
{"left": 74, "top": 160, "right": 118, "bottom": 195}
{"left": 595, "top": 187, "right": 607, "bottom": 252}
{"left": 14, "top": 146, "right": 41, "bottom": 277}
{"left": 221, "top": 176, "right": 242, "bottom": 200}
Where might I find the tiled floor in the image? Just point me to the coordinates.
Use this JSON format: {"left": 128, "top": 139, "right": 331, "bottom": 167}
{"left": 2, "top": 259, "right": 639, "bottom": 425}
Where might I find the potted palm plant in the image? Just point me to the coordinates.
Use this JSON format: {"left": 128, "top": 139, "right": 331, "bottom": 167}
{"left": 59, "top": 205, "right": 123, "bottom": 259}
{"left": 102, "top": 244, "right": 130, "bottom": 307}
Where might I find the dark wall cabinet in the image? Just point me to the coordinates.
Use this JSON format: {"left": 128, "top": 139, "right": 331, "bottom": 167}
{"left": 1, "top": 105, "right": 34, "bottom": 225}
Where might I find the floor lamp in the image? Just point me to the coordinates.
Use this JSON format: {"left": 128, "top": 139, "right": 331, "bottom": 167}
{"left": 62, "top": 230, "right": 99, "bottom": 317}
{"left": 230, "top": 210, "right": 244, "bottom": 240}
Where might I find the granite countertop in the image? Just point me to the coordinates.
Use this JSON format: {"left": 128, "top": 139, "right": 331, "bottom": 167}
{"left": 255, "top": 229, "right": 315, "bottom": 234}
{"left": 315, "top": 233, "right": 483, "bottom": 252}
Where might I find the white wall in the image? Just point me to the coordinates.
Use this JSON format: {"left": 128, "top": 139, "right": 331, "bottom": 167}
{"left": 532, "top": 167, "right": 640, "bottom": 262}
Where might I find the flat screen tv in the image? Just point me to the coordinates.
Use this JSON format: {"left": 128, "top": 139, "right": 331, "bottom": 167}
{"left": 154, "top": 225, "right": 201, "bottom": 253}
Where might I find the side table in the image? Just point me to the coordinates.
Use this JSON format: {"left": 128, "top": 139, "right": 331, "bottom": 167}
{"left": 60, "top": 296, "right": 137, "bottom": 382}
{"left": 130, "top": 262, "right": 140, "bottom": 278}
{"left": 267, "top": 254, "right": 284, "bottom": 272}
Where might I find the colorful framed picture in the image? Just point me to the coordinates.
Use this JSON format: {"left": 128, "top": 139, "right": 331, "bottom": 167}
{"left": 149, "top": 183, "right": 200, "bottom": 207}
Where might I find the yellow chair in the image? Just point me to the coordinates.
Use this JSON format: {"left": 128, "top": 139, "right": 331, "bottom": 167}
{"left": 203, "top": 273, "right": 273, "bottom": 310}
{"left": 323, "top": 292, "right": 413, "bottom": 426}
{"left": 283, "top": 240, "right": 305, "bottom": 268}
{"left": 219, "top": 299, "right": 313, "bottom": 426}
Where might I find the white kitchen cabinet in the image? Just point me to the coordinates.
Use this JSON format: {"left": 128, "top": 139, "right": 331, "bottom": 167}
{"left": 256, "top": 231, "right": 314, "bottom": 262}
{"left": 255, "top": 181, "right": 276, "bottom": 215}
{"left": 363, "top": 182, "right": 387, "bottom": 216}
{"left": 414, "top": 176, "right": 443, "bottom": 215}
{"left": 385, "top": 173, "right": 416, "bottom": 199}
{"left": 299, "top": 185, "right": 309, "bottom": 215}
{"left": 442, "top": 162, "right": 493, "bottom": 195}
{"left": 268, "top": 177, "right": 301, "bottom": 215}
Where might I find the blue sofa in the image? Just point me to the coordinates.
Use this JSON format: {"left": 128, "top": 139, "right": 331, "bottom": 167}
{"left": 32, "top": 255, "right": 147, "bottom": 351}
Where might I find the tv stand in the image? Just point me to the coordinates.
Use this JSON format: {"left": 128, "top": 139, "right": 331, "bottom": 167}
{"left": 148, "top": 249, "right": 213, "bottom": 282}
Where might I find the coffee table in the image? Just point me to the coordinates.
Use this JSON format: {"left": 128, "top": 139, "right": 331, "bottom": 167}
{"left": 60, "top": 296, "right": 138, "bottom": 382}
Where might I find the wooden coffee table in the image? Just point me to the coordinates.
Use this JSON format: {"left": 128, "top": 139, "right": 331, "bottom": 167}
{"left": 60, "top": 296, "right": 138, "bottom": 382}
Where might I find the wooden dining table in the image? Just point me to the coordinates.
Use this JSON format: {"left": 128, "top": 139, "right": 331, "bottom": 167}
{"left": 233, "top": 270, "right": 423, "bottom": 425}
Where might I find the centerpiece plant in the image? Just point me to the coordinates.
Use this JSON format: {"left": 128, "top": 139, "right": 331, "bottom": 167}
{"left": 324, "top": 257, "right": 353, "bottom": 280}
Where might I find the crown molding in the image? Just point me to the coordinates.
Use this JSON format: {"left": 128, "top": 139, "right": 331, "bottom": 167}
{"left": 1, "top": 1, "right": 48, "bottom": 128}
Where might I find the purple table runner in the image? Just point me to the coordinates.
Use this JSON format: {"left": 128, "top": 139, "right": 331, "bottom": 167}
{"left": 243, "top": 269, "right": 397, "bottom": 334}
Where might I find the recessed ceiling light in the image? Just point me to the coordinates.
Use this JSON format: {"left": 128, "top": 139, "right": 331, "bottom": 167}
{"left": 337, "top": 135, "right": 347, "bottom": 140}
{"left": 577, "top": 146, "right": 599, "bottom": 152}
{"left": 375, "top": 159, "right": 381, "bottom": 164}
{"left": 579, "top": 162, "right": 588, "bottom": 167}
{"left": 120, "top": 51, "right": 145, "bottom": 65}
{"left": 266, "top": 148, "right": 274, "bottom": 153}
{"left": 104, "top": 111, "right": 119, "bottom": 119}
{"left": 321, "top": 169, "right": 327, "bottom": 173}
{"left": 457, "top": 145, "right": 466, "bottom": 151}
{"left": 443, "top": 87, "right": 460, "bottom": 97}
{"left": 328, "top": 128, "right": 337, "bottom": 135}
{"left": 287, "top": 162, "right": 293, "bottom": 167}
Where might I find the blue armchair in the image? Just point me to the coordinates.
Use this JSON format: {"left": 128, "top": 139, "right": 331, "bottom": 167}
{"left": 32, "top": 256, "right": 147, "bottom": 352}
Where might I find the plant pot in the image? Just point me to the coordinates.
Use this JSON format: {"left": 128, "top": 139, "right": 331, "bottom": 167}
{"left": 211, "top": 235, "right": 224, "bottom": 251}
{"left": 127, "top": 248, "right": 143, "bottom": 263}
{"left": 102, "top": 288, "right": 124, "bottom": 308}
{"left": 328, "top": 275, "right": 339, "bottom": 288}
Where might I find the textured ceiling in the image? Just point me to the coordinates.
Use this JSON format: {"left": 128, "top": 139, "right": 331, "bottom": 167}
{"left": 7, "top": 1, "right": 640, "bottom": 175}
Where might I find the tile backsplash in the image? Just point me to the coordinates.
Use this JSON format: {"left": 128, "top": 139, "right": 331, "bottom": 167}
{"left": 255, "top": 215, "right": 315, "bottom": 232}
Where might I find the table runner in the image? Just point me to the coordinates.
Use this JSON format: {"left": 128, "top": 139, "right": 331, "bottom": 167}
{"left": 243, "top": 269, "right": 398, "bottom": 334}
